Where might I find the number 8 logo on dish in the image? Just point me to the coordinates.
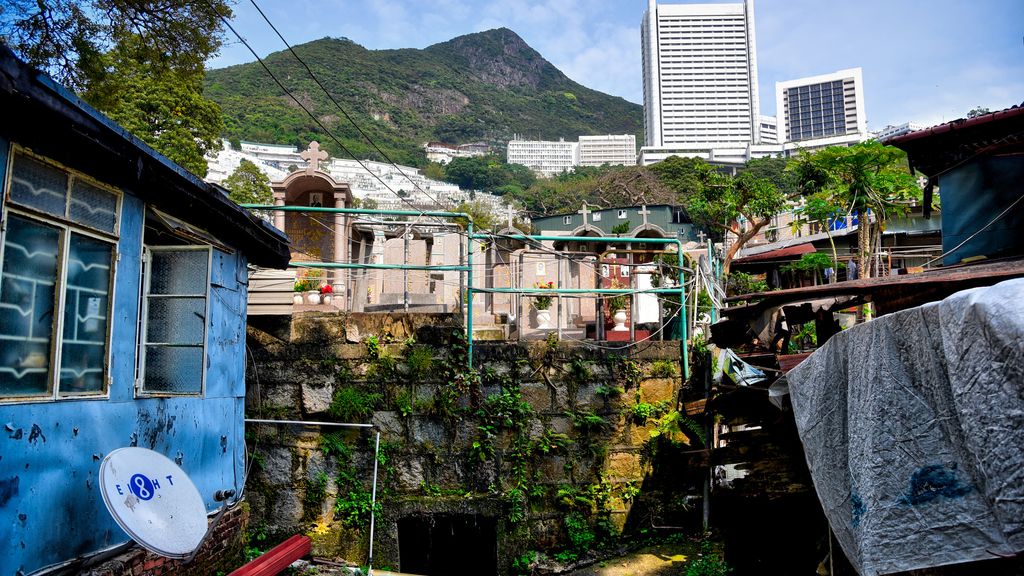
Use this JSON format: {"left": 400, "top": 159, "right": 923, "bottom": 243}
{"left": 129, "top": 473, "right": 156, "bottom": 501}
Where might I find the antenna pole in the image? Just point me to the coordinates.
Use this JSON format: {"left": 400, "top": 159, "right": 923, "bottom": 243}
{"left": 367, "top": 431, "right": 381, "bottom": 576}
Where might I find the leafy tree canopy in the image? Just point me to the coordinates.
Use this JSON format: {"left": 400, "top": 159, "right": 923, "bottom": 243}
{"left": 440, "top": 155, "right": 536, "bottom": 192}
{"left": 0, "top": 0, "right": 230, "bottom": 90}
{"left": 80, "top": 36, "right": 224, "bottom": 176}
{"left": 789, "top": 141, "right": 921, "bottom": 278}
{"left": 224, "top": 159, "right": 272, "bottom": 205}
{"left": 1, "top": 1, "right": 230, "bottom": 176}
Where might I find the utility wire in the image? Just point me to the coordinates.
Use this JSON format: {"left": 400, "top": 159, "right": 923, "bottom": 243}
{"left": 246, "top": 0, "right": 449, "bottom": 211}
{"left": 203, "top": 0, "right": 451, "bottom": 229}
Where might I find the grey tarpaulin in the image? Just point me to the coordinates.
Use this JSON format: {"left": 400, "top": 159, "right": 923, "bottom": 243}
{"left": 788, "top": 278, "right": 1024, "bottom": 575}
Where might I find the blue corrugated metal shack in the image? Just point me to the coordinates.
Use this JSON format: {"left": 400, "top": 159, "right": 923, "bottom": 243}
{"left": 890, "top": 104, "right": 1024, "bottom": 265}
{"left": 0, "top": 46, "right": 290, "bottom": 574}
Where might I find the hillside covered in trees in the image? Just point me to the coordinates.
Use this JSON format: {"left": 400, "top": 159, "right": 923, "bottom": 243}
{"left": 204, "top": 28, "right": 643, "bottom": 167}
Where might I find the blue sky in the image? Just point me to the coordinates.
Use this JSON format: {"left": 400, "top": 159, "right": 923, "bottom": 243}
{"left": 209, "top": 0, "right": 1024, "bottom": 130}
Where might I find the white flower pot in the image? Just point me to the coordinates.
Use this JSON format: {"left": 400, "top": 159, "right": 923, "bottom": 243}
{"left": 306, "top": 291, "right": 321, "bottom": 305}
{"left": 293, "top": 293, "right": 304, "bottom": 305}
{"left": 535, "top": 309, "right": 551, "bottom": 329}
{"left": 612, "top": 309, "right": 628, "bottom": 331}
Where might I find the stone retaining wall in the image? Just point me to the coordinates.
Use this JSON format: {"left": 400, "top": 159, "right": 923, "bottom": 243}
{"left": 244, "top": 312, "right": 697, "bottom": 574}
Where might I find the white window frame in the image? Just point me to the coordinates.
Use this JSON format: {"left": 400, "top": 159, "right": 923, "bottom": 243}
{"left": 592, "top": 212, "right": 602, "bottom": 222}
{"left": 0, "top": 148, "right": 121, "bottom": 402}
{"left": 137, "top": 245, "right": 212, "bottom": 397}
{"left": 618, "top": 210, "right": 628, "bottom": 219}
{"left": 562, "top": 215, "right": 572, "bottom": 225}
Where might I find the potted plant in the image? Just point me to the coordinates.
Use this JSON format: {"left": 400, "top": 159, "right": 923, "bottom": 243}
{"left": 320, "top": 283, "right": 333, "bottom": 305}
{"left": 304, "top": 270, "right": 323, "bottom": 304}
{"left": 607, "top": 281, "right": 629, "bottom": 331}
{"left": 532, "top": 281, "right": 554, "bottom": 329}
{"left": 293, "top": 279, "right": 309, "bottom": 304}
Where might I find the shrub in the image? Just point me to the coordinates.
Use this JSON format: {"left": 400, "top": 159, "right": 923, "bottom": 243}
{"left": 328, "top": 386, "right": 382, "bottom": 422}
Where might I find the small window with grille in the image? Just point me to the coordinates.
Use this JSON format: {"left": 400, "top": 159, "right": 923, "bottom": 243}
{"left": 138, "top": 246, "right": 210, "bottom": 395}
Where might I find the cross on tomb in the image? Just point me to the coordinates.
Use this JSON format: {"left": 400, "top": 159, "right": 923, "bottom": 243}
{"left": 697, "top": 230, "right": 707, "bottom": 244}
{"left": 300, "top": 141, "right": 329, "bottom": 174}
{"left": 638, "top": 205, "right": 651, "bottom": 228}
{"left": 506, "top": 204, "right": 515, "bottom": 230}
{"left": 577, "top": 201, "right": 591, "bottom": 227}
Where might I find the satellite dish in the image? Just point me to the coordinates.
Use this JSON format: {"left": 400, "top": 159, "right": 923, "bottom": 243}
{"left": 99, "top": 447, "right": 208, "bottom": 559}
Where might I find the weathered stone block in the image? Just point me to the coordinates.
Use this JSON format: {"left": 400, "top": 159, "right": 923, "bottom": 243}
{"left": 410, "top": 417, "right": 446, "bottom": 446}
{"left": 521, "top": 381, "right": 553, "bottom": 412}
{"left": 639, "top": 377, "right": 676, "bottom": 404}
{"left": 372, "top": 411, "right": 404, "bottom": 440}
{"left": 545, "top": 415, "right": 573, "bottom": 435}
{"left": 395, "top": 457, "right": 426, "bottom": 491}
{"left": 574, "top": 382, "right": 601, "bottom": 411}
{"left": 260, "top": 446, "right": 296, "bottom": 484}
{"left": 604, "top": 451, "right": 643, "bottom": 482}
{"left": 536, "top": 455, "right": 568, "bottom": 484}
{"left": 301, "top": 382, "right": 334, "bottom": 415}
{"left": 628, "top": 422, "right": 656, "bottom": 447}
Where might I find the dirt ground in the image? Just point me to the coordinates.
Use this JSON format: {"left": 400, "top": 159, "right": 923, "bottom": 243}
{"left": 563, "top": 541, "right": 703, "bottom": 576}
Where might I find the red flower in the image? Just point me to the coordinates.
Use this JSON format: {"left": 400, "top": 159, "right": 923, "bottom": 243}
{"left": 319, "top": 284, "right": 333, "bottom": 294}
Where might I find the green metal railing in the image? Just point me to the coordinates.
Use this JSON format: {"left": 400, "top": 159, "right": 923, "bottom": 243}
{"left": 240, "top": 206, "right": 691, "bottom": 378}
{"left": 471, "top": 234, "right": 689, "bottom": 379}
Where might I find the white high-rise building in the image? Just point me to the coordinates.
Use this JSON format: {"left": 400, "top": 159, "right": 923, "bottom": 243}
{"left": 640, "top": 0, "right": 761, "bottom": 164}
{"left": 873, "top": 122, "right": 926, "bottom": 142}
{"left": 578, "top": 134, "right": 637, "bottom": 167}
{"left": 775, "top": 68, "right": 867, "bottom": 150}
{"left": 758, "top": 115, "right": 778, "bottom": 145}
{"left": 507, "top": 138, "right": 580, "bottom": 177}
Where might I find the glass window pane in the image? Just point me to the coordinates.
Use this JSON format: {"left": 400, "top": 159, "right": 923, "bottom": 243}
{"left": 143, "top": 247, "right": 208, "bottom": 395}
{"left": 144, "top": 346, "right": 203, "bottom": 393}
{"left": 70, "top": 180, "right": 118, "bottom": 233}
{"left": 149, "top": 250, "right": 208, "bottom": 295}
{"left": 10, "top": 154, "right": 68, "bottom": 217}
{"left": 60, "top": 233, "right": 112, "bottom": 394}
{"left": 145, "top": 297, "right": 205, "bottom": 345}
{"left": 0, "top": 215, "right": 59, "bottom": 396}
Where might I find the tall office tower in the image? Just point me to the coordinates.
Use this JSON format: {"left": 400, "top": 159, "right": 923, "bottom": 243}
{"left": 641, "top": 0, "right": 761, "bottom": 150}
{"left": 775, "top": 68, "right": 867, "bottom": 146}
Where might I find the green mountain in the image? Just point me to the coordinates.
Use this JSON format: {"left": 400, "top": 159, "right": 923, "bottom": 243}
{"left": 204, "top": 28, "right": 643, "bottom": 167}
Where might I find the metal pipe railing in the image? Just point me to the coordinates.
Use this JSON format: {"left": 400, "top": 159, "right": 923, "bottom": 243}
{"left": 469, "top": 234, "right": 689, "bottom": 379}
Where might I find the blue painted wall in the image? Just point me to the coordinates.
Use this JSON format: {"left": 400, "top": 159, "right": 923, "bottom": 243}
{"left": 0, "top": 140, "right": 250, "bottom": 575}
{"left": 939, "top": 155, "right": 1024, "bottom": 265}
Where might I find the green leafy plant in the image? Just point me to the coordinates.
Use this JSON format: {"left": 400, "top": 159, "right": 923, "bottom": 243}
{"left": 630, "top": 400, "right": 670, "bottom": 425}
{"left": 320, "top": 432, "right": 352, "bottom": 460}
{"left": 595, "top": 384, "right": 624, "bottom": 398}
{"left": 649, "top": 360, "right": 677, "bottom": 378}
{"left": 564, "top": 511, "right": 596, "bottom": 550}
{"left": 686, "top": 540, "right": 732, "bottom": 576}
{"left": 393, "top": 389, "right": 413, "bottom": 418}
{"left": 725, "top": 271, "right": 768, "bottom": 297}
{"left": 650, "top": 410, "right": 706, "bottom": 446}
{"left": 303, "top": 471, "right": 329, "bottom": 515}
{"left": 532, "top": 281, "right": 555, "bottom": 310}
{"left": 611, "top": 220, "right": 631, "bottom": 234}
{"left": 512, "top": 551, "right": 538, "bottom": 576}
{"left": 328, "top": 386, "right": 382, "bottom": 422}
{"left": 605, "top": 279, "right": 628, "bottom": 311}
{"left": 568, "top": 409, "right": 609, "bottom": 435}
{"left": 404, "top": 345, "right": 434, "bottom": 378}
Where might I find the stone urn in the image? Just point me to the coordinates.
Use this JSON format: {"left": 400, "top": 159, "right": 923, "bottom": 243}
{"left": 321, "top": 293, "right": 333, "bottom": 305}
{"left": 611, "top": 309, "right": 628, "bottom": 331}
{"left": 535, "top": 309, "right": 552, "bottom": 329}
{"left": 306, "top": 290, "right": 321, "bottom": 305}
{"left": 293, "top": 293, "right": 304, "bottom": 305}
